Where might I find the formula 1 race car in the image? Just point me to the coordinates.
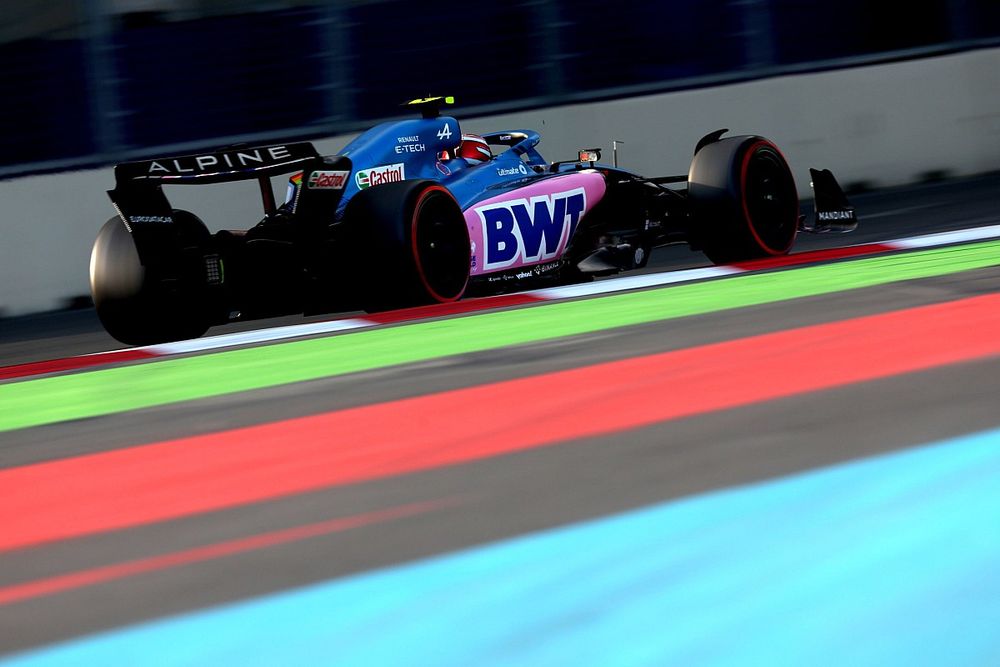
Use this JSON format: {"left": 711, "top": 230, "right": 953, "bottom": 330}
{"left": 90, "top": 96, "right": 857, "bottom": 344}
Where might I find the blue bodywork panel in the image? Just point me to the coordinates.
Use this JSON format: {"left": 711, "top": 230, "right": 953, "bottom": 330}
{"left": 307, "top": 116, "right": 570, "bottom": 216}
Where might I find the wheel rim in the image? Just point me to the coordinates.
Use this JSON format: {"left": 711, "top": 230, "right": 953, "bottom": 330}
{"left": 741, "top": 143, "right": 798, "bottom": 254}
{"left": 411, "top": 187, "right": 469, "bottom": 302}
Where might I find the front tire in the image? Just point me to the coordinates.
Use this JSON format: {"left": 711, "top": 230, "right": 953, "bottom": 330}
{"left": 688, "top": 136, "right": 799, "bottom": 264}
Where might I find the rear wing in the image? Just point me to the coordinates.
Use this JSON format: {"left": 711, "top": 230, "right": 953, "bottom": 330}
{"left": 109, "top": 141, "right": 353, "bottom": 218}
{"left": 108, "top": 142, "right": 351, "bottom": 268}
{"left": 113, "top": 142, "right": 320, "bottom": 186}
{"left": 111, "top": 142, "right": 324, "bottom": 217}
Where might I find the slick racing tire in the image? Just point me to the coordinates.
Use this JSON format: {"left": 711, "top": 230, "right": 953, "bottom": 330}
{"left": 342, "top": 180, "right": 470, "bottom": 311}
{"left": 90, "top": 210, "right": 211, "bottom": 345}
{"left": 688, "top": 136, "right": 799, "bottom": 264}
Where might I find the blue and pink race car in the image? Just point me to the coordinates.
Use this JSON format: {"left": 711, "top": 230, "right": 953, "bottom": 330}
{"left": 90, "top": 96, "right": 856, "bottom": 344}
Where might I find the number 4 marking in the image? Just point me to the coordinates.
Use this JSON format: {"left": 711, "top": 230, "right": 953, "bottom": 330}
{"left": 437, "top": 123, "right": 453, "bottom": 140}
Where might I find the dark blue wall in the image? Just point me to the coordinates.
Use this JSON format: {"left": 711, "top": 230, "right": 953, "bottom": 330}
{"left": 2, "top": 0, "right": 998, "bottom": 174}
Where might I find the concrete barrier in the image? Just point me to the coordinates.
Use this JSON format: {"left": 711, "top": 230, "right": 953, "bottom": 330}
{"left": 2, "top": 47, "right": 998, "bottom": 316}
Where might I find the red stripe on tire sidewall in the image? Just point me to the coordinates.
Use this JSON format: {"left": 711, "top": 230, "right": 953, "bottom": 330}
{"left": 410, "top": 185, "right": 468, "bottom": 303}
{"left": 739, "top": 139, "right": 798, "bottom": 256}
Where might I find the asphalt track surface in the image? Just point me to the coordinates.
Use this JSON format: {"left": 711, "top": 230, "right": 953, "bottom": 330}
{"left": 0, "top": 173, "right": 999, "bottom": 664}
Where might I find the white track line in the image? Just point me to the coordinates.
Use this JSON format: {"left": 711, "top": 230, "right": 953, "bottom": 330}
{"left": 531, "top": 266, "right": 742, "bottom": 300}
{"left": 149, "top": 318, "right": 372, "bottom": 356}
{"left": 148, "top": 266, "right": 746, "bottom": 356}
{"left": 885, "top": 223, "right": 1000, "bottom": 249}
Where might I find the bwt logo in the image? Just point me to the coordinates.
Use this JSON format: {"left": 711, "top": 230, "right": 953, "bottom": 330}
{"left": 475, "top": 188, "right": 586, "bottom": 271}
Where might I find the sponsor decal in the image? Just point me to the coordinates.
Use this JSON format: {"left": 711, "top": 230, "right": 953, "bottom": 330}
{"left": 475, "top": 188, "right": 586, "bottom": 271}
{"left": 484, "top": 261, "right": 560, "bottom": 283}
{"left": 395, "top": 135, "right": 426, "bottom": 154}
{"left": 147, "top": 146, "right": 293, "bottom": 175}
{"left": 437, "top": 123, "right": 453, "bottom": 140}
{"left": 436, "top": 161, "right": 451, "bottom": 177}
{"left": 355, "top": 163, "right": 406, "bottom": 190}
{"left": 496, "top": 164, "right": 529, "bottom": 177}
{"left": 817, "top": 210, "right": 856, "bottom": 221}
{"left": 499, "top": 134, "right": 513, "bottom": 141}
{"left": 130, "top": 215, "right": 172, "bottom": 224}
{"left": 514, "top": 262, "right": 560, "bottom": 280}
{"left": 307, "top": 170, "right": 349, "bottom": 190}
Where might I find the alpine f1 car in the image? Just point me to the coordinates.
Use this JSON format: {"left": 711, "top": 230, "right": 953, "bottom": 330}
{"left": 90, "top": 96, "right": 858, "bottom": 344}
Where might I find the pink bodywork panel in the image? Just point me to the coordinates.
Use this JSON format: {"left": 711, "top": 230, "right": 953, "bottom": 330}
{"left": 464, "top": 171, "right": 607, "bottom": 276}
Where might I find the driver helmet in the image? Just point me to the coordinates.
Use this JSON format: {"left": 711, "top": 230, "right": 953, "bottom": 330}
{"left": 455, "top": 134, "right": 492, "bottom": 164}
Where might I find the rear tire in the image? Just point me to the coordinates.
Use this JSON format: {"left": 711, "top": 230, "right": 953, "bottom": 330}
{"left": 90, "top": 210, "right": 212, "bottom": 345}
{"left": 341, "top": 180, "right": 470, "bottom": 311}
{"left": 688, "top": 136, "right": 799, "bottom": 264}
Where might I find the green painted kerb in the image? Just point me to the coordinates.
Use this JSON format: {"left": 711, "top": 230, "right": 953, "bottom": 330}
{"left": 2, "top": 240, "right": 999, "bottom": 432}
